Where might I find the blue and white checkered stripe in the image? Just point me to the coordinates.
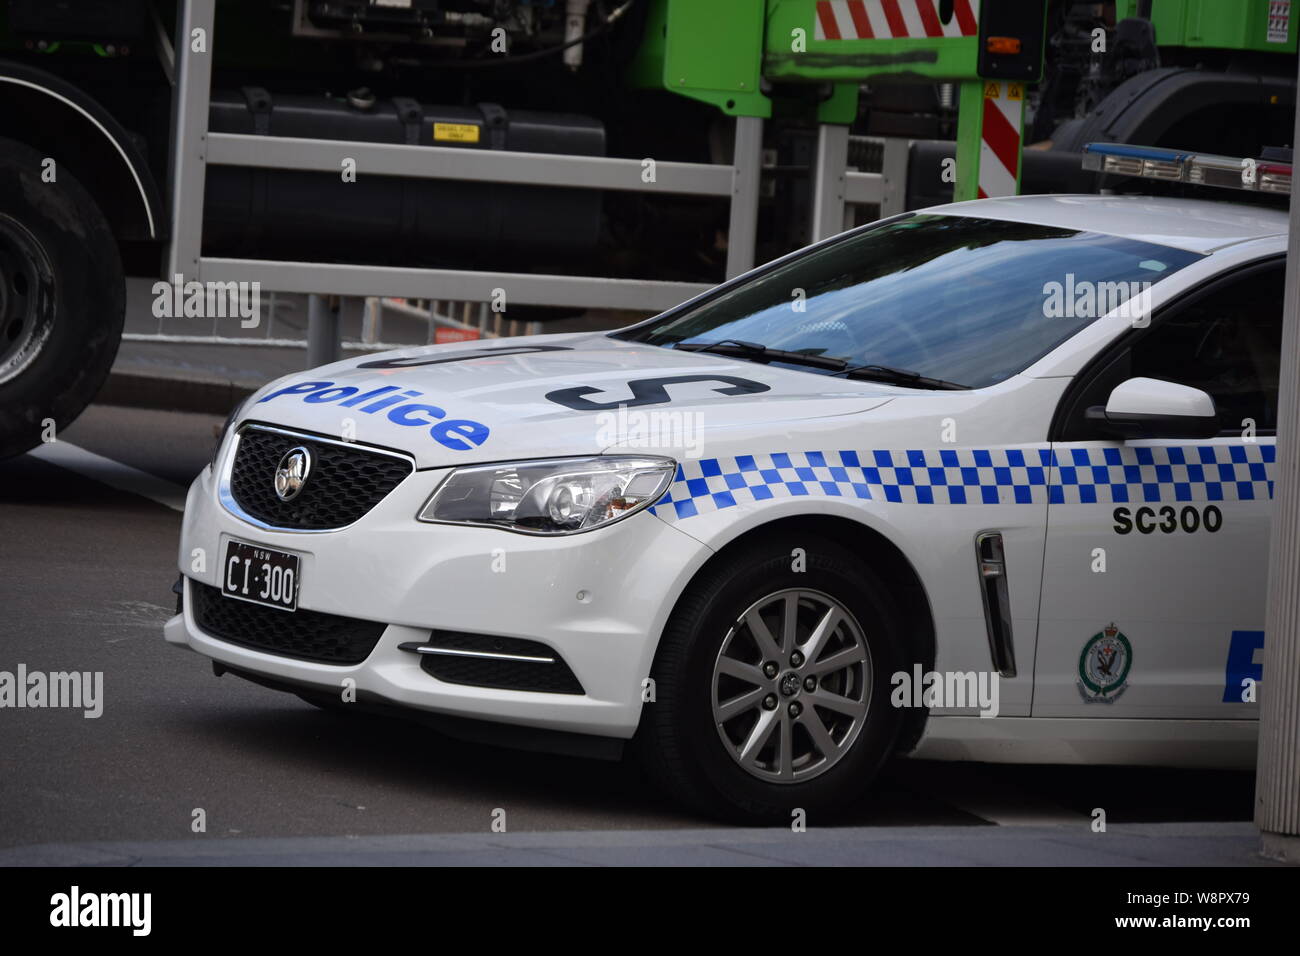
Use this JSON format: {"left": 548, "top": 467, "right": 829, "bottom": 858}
{"left": 649, "top": 445, "right": 1275, "bottom": 521}
{"left": 1048, "top": 443, "right": 1275, "bottom": 505}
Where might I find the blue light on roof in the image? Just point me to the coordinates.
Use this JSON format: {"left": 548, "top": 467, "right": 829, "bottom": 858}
{"left": 1079, "top": 142, "right": 1290, "bottom": 195}
{"left": 1083, "top": 143, "right": 1191, "bottom": 163}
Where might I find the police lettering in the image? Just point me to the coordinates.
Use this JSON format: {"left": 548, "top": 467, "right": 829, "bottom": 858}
{"left": 256, "top": 380, "right": 489, "bottom": 451}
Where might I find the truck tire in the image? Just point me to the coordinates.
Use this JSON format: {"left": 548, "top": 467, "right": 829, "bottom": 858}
{"left": 637, "top": 533, "right": 904, "bottom": 823}
{"left": 0, "top": 136, "right": 124, "bottom": 459}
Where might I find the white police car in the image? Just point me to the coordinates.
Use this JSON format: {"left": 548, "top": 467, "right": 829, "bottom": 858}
{"left": 165, "top": 144, "right": 1289, "bottom": 820}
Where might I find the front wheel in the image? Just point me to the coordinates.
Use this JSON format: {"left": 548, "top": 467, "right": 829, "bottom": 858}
{"left": 637, "top": 533, "right": 905, "bottom": 823}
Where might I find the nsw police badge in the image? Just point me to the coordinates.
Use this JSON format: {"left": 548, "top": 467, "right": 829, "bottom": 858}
{"left": 1077, "top": 622, "right": 1132, "bottom": 702}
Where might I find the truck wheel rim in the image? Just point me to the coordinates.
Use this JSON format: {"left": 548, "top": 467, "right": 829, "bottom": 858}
{"left": 711, "top": 588, "right": 871, "bottom": 784}
{"left": 0, "top": 214, "right": 55, "bottom": 387}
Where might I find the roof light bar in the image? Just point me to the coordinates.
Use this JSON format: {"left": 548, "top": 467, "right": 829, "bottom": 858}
{"left": 1082, "top": 142, "right": 1292, "bottom": 196}
{"left": 1258, "top": 162, "right": 1293, "bottom": 195}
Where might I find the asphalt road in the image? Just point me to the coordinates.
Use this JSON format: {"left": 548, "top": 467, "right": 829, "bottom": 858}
{"left": 0, "top": 404, "right": 1260, "bottom": 861}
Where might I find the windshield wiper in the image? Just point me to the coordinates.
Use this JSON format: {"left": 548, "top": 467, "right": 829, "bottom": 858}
{"left": 674, "top": 339, "right": 848, "bottom": 371}
{"left": 836, "top": 364, "right": 970, "bottom": 390}
{"left": 674, "top": 341, "right": 969, "bottom": 389}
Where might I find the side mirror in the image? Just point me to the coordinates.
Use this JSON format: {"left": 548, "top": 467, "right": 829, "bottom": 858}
{"left": 1085, "top": 377, "right": 1219, "bottom": 439}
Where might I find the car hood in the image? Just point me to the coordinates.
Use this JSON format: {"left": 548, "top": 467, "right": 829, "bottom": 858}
{"left": 239, "top": 332, "right": 899, "bottom": 468}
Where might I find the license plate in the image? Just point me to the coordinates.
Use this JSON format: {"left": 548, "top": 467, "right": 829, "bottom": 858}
{"left": 222, "top": 540, "right": 301, "bottom": 612}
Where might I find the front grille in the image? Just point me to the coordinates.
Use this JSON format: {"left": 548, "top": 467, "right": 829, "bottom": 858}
{"left": 190, "top": 581, "right": 387, "bottom": 665}
{"left": 415, "top": 632, "right": 585, "bottom": 695}
{"left": 228, "top": 425, "right": 413, "bottom": 530}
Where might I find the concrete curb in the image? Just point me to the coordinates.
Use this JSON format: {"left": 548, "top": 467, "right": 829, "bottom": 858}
{"left": 0, "top": 821, "right": 1278, "bottom": 867}
{"left": 98, "top": 371, "right": 256, "bottom": 416}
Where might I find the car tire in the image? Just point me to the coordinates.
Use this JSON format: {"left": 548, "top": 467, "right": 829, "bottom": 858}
{"left": 638, "top": 533, "right": 905, "bottom": 824}
{"left": 0, "top": 136, "right": 125, "bottom": 459}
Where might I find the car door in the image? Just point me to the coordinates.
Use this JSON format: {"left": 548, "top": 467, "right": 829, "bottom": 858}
{"left": 1033, "top": 259, "right": 1282, "bottom": 719}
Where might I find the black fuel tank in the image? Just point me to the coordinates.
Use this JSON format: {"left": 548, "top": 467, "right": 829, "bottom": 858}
{"left": 203, "top": 90, "right": 604, "bottom": 268}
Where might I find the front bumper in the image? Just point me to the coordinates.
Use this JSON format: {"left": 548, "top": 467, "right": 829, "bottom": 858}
{"left": 165, "top": 455, "right": 711, "bottom": 738}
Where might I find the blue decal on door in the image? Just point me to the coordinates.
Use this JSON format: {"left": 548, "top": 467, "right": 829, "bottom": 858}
{"left": 1222, "top": 630, "right": 1264, "bottom": 703}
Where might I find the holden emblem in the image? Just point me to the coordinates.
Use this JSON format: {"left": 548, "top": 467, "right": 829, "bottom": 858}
{"left": 274, "top": 446, "right": 313, "bottom": 501}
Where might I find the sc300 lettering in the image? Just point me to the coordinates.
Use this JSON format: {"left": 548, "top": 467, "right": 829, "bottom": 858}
{"left": 1113, "top": 505, "right": 1223, "bottom": 535}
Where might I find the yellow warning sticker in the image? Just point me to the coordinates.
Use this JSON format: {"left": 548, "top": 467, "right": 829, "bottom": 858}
{"left": 434, "top": 123, "right": 481, "bottom": 143}
{"left": 983, "top": 81, "right": 1001, "bottom": 98}
{"left": 1007, "top": 82, "right": 1024, "bottom": 100}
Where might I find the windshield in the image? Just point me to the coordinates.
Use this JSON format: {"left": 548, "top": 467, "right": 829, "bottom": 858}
{"left": 616, "top": 214, "right": 1203, "bottom": 388}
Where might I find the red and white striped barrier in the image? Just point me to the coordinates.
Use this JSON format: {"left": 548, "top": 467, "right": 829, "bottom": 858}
{"left": 813, "top": 0, "right": 980, "bottom": 41}
{"left": 978, "top": 80, "right": 1023, "bottom": 198}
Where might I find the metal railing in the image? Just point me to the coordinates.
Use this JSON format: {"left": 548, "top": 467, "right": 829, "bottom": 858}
{"left": 158, "top": 0, "right": 895, "bottom": 367}
{"left": 121, "top": 294, "right": 541, "bottom": 355}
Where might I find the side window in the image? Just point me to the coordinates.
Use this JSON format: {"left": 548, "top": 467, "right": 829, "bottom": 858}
{"left": 1128, "top": 265, "right": 1284, "bottom": 433}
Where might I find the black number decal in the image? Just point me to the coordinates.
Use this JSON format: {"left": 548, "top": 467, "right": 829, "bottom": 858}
{"left": 1159, "top": 506, "right": 1177, "bottom": 533}
{"left": 545, "top": 374, "right": 771, "bottom": 411}
{"left": 1112, "top": 504, "right": 1223, "bottom": 535}
{"left": 1204, "top": 505, "right": 1223, "bottom": 532}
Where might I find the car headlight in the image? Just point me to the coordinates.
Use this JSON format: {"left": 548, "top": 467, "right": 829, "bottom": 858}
{"left": 212, "top": 396, "right": 250, "bottom": 468}
{"left": 418, "top": 456, "right": 676, "bottom": 535}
